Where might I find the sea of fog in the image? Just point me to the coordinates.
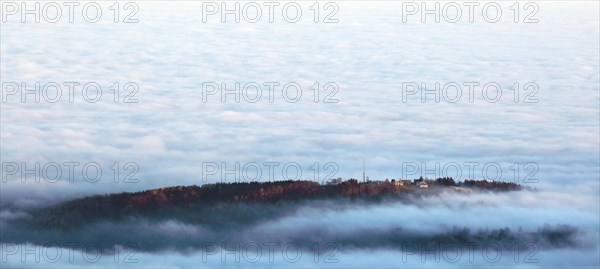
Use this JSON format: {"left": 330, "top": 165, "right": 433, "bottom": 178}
{"left": 1, "top": 1, "right": 598, "bottom": 268}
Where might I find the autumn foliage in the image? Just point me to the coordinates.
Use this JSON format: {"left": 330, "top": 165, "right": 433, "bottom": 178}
{"left": 28, "top": 178, "right": 521, "bottom": 229}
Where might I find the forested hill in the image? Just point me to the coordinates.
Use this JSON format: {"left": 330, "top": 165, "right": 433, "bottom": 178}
{"left": 27, "top": 178, "right": 521, "bottom": 229}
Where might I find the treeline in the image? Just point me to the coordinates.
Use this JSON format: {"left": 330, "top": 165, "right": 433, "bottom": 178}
{"left": 28, "top": 178, "right": 521, "bottom": 229}
{"left": 434, "top": 177, "right": 522, "bottom": 191}
{"left": 459, "top": 179, "right": 522, "bottom": 190}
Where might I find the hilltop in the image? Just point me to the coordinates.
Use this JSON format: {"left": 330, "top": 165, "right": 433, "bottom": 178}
{"left": 25, "top": 178, "right": 520, "bottom": 230}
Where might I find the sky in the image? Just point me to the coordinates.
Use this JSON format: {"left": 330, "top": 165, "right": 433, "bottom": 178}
{"left": 0, "top": 1, "right": 599, "bottom": 268}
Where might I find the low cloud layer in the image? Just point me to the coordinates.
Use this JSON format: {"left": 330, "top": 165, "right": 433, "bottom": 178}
{"left": 1, "top": 2, "right": 599, "bottom": 204}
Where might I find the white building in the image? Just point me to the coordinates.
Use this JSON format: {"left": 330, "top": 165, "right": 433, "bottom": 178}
{"left": 327, "top": 177, "right": 343, "bottom": 185}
